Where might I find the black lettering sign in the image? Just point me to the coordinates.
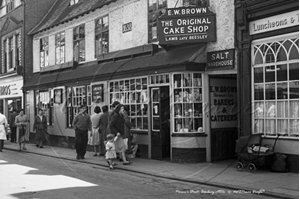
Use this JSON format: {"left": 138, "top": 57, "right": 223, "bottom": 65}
{"left": 0, "top": 85, "right": 11, "bottom": 96}
{"left": 92, "top": 84, "right": 103, "bottom": 103}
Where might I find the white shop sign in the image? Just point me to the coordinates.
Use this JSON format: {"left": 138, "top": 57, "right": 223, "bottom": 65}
{"left": 0, "top": 80, "right": 23, "bottom": 98}
{"left": 249, "top": 10, "right": 299, "bottom": 35}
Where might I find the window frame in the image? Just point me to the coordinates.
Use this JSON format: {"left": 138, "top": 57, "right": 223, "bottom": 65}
{"left": 7, "top": 37, "right": 13, "bottom": 71}
{"left": 95, "top": 15, "right": 109, "bottom": 57}
{"left": 66, "top": 85, "right": 92, "bottom": 128}
{"left": 55, "top": 31, "right": 65, "bottom": 65}
{"left": 40, "top": 37, "right": 49, "bottom": 68}
{"left": 251, "top": 32, "right": 299, "bottom": 138}
{"left": 109, "top": 77, "right": 149, "bottom": 131}
{"left": 73, "top": 24, "right": 85, "bottom": 62}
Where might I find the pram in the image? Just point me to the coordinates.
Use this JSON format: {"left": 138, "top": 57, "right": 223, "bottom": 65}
{"left": 235, "top": 133, "right": 278, "bottom": 173}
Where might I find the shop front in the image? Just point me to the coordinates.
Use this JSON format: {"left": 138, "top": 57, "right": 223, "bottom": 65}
{"left": 236, "top": 0, "right": 299, "bottom": 172}
{"left": 0, "top": 77, "right": 23, "bottom": 125}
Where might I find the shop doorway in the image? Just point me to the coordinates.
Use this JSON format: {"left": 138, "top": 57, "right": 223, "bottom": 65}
{"left": 150, "top": 86, "right": 171, "bottom": 160}
{"left": 209, "top": 75, "right": 238, "bottom": 161}
{"left": 7, "top": 98, "right": 22, "bottom": 124}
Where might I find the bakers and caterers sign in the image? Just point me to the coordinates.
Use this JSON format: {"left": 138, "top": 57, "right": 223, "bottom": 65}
{"left": 157, "top": 7, "right": 216, "bottom": 45}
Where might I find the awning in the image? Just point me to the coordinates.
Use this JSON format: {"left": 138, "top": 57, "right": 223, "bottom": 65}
{"left": 24, "top": 44, "right": 206, "bottom": 90}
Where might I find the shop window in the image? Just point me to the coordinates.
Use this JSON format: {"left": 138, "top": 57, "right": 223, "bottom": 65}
{"left": 109, "top": 77, "right": 148, "bottom": 130}
{"left": 183, "top": 0, "right": 209, "bottom": 7}
{"left": 252, "top": 34, "right": 299, "bottom": 137}
{"left": 40, "top": 37, "right": 49, "bottom": 68}
{"left": 73, "top": 24, "right": 85, "bottom": 62}
{"left": 172, "top": 73, "right": 203, "bottom": 133}
{"left": 148, "top": 0, "right": 167, "bottom": 42}
{"left": 55, "top": 32, "right": 65, "bottom": 65}
{"left": 36, "top": 90, "right": 54, "bottom": 126}
{"left": 66, "top": 86, "right": 92, "bottom": 128}
{"left": 95, "top": 16, "right": 109, "bottom": 57}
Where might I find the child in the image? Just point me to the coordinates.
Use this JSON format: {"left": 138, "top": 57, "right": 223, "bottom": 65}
{"left": 105, "top": 134, "right": 118, "bottom": 169}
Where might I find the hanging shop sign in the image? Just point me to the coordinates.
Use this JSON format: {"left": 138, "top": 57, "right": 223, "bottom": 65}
{"left": 92, "top": 84, "right": 104, "bottom": 103}
{"left": 207, "top": 49, "right": 235, "bottom": 70}
{"left": 157, "top": 7, "right": 216, "bottom": 45}
{"left": 210, "top": 78, "right": 237, "bottom": 129}
{"left": 0, "top": 80, "right": 23, "bottom": 98}
{"left": 249, "top": 10, "right": 299, "bottom": 35}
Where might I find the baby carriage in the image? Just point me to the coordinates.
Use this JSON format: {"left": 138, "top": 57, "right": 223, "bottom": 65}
{"left": 235, "top": 133, "right": 278, "bottom": 173}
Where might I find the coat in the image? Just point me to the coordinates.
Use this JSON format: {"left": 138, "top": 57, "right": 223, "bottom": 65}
{"left": 0, "top": 113, "right": 8, "bottom": 140}
{"left": 109, "top": 112, "right": 125, "bottom": 136}
{"left": 33, "top": 115, "right": 47, "bottom": 131}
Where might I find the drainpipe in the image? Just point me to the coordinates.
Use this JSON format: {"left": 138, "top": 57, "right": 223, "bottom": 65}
{"left": 21, "top": 0, "right": 25, "bottom": 110}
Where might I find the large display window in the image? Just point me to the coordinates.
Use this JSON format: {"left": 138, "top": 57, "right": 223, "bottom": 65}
{"left": 252, "top": 33, "right": 299, "bottom": 137}
{"left": 109, "top": 77, "right": 148, "bottom": 130}
{"left": 172, "top": 72, "right": 203, "bottom": 133}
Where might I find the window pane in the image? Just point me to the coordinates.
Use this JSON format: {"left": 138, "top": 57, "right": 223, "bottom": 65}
{"left": 289, "top": 44, "right": 299, "bottom": 60}
{"left": 290, "top": 119, "right": 299, "bottom": 136}
{"left": 254, "top": 67, "right": 264, "bottom": 83}
{"left": 266, "top": 102, "right": 276, "bottom": 118}
{"left": 277, "top": 119, "right": 288, "bottom": 134}
{"left": 277, "top": 64, "right": 287, "bottom": 81}
{"left": 289, "top": 81, "right": 299, "bottom": 99}
{"left": 277, "top": 101, "right": 288, "bottom": 118}
{"left": 254, "top": 119, "right": 264, "bottom": 133}
{"left": 254, "top": 102, "right": 264, "bottom": 117}
{"left": 290, "top": 100, "right": 299, "bottom": 118}
{"left": 265, "top": 83, "right": 275, "bottom": 100}
{"left": 277, "top": 82, "right": 287, "bottom": 99}
{"left": 254, "top": 84, "right": 264, "bottom": 100}
{"left": 289, "top": 63, "right": 299, "bottom": 81}
{"left": 276, "top": 46, "right": 287, "bottom": 62}
{"left": 266, "top": 119, "right": 276, "bottom": 135}
{"left": 265, "top": 65, "right": 275, "bottom": 82}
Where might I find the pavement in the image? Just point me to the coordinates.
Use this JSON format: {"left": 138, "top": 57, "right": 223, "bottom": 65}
{"left": 2, "top": 141, "right": 299, "bottom": 199}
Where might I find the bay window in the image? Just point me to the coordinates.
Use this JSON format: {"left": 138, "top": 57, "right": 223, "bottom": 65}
{"left": 252, "top": 33, "right": 299, "bottom": 137}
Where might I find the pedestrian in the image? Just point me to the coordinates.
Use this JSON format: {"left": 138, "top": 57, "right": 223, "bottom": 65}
{"left": 0, "top": 109, "right": 8, "bottom": 152}
{"left": 98, "top": 105, "right": 109, "bottom": 156}
{"left": 72, "top": 105, "right": 92, "bottom": 160}
{"left": 88, "top": 106, "right": 101, "bottom": 156}
{"left": 105, "top": 134, "right": 118, "bottom": 169}
{"left": 120, "top": 105, "right": 132, "bottom": 154}
{"left": 15, "top": 109, "right": 29, "bottom": 151}
{"left": 33, "top": 108, "right": 48, "bottom": 148}
{"left": 109, "top": 103, "right": 131, "bottom": 165}
{"left": 9, "top": 109, "right": 18, "bottom": 143}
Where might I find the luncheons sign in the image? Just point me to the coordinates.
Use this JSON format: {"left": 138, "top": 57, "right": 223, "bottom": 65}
{"left": 157, "top": 7, "right": 216, "bottom": 45}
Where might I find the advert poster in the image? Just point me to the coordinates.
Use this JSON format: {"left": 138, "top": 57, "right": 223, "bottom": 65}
{"left": 157, "top": 7, "right": 216, "bottom": 45}
{"left": 210, "top": 78, "right": 238, "bottom": 128}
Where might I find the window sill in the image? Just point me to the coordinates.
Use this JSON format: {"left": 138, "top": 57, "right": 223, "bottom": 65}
{"left": 40, "top": 61, "right": 78, "bottom": 73}
{"left": 262, "top": 134, "right": 299, "bottom": 140}
{"left": 172, "top": 133, "right": 207, "bottom": 137}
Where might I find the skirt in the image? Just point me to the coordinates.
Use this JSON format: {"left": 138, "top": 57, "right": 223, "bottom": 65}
{"left": 88, "top": 128, "right": 100, "bottom": 146}
{"left": 115, "top": 136, "right": 126, "bottom": 153}
{"left": 105, "top": 150, "right": 116, "bottom": 159}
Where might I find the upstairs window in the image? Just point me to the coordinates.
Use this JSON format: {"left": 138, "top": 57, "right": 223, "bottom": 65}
{"left": 3, "top": 40, "right": 7, "bottom": 73}
{"left": 40, "top": 37, "right": 49, "bottom": 68}
{"left": 95, "top": 15, "right": 109, "bottom": 57}
{"left": 15, "top": 34, "right": 20, "bottom": 66}
{"left": 182, "top": 0, "right": 209, "bottom": 7}
{"left": 8, "top": 37, "right": 13, "bottom": 71}
{"left": 73, "top": 24, "right": 85, "bottom": 62}
{"left": 55, "top": 32, "right": 65, "bottom": 64}
{"left": 148, "top": 0, "right": 167, "bottom": 41}
{"left": 6, "top": 0, "right": 14, "bottom": 13}
{"left": 70, "top": 0, "right": 79, "bottom": 6}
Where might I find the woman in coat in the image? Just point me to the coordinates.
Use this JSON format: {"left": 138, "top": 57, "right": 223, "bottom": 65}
{"left": 109, "top": 104, "right": 131, "bottom": 165}
{"left": 15, "top": 109, "right": 29, "bottom": 151}
{"left": 0, "top": 110, "right": 8, "bottom": 152}
{"left": 33, "top": 108, "right": 48, "bottom": 148}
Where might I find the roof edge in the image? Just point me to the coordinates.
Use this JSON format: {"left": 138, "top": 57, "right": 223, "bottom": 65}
{"left": 28, "top": 0, "right": 60, "bottom": 35}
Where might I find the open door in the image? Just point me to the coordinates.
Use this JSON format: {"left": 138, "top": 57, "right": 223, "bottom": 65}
{"left": 150, "top": 86, "right": 170, "bottom": 160}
